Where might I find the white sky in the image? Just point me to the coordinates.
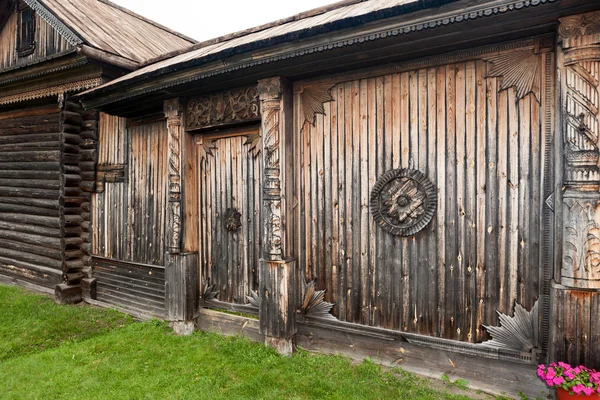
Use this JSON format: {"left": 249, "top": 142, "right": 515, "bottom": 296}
{"left": 112, "top": 0, "right": 340, "bottom": 42}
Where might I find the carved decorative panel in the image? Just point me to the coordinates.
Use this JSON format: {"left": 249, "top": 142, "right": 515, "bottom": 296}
{"left": 562, "top": 197, "right": 600, "bottom": 289}
{"left": 370, "top": 169, "right": 437, "bottom": 237}
{"left": 186, "top": 87, "right": 260, "bottom": 130}
{"left": 295, "top": 83, "right": 335, "bottom": 126}
{"left": 481, "top": 301, "right": 539, "bottom": 353}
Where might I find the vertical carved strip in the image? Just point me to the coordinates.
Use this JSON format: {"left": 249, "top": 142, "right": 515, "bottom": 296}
{"left": 258, "top": 78, "right": 284, "bottom": 261}
{"left": 164, "top": 99, "right": 184, "bottom": 254}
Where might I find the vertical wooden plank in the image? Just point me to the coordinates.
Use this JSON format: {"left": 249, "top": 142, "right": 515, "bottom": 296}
{"left": 415, "top": 68, "right": 427, "bottom": 334}
{"left": 426, "top": 67, "right": 437, "bottom": 337}
{"left": 350, "top": 79, "right": 360, "bottom": 322}
{"left": 497, "top": 85, "right": 509, "bottom": 315}
{"left": 398, "top": 71, "right": 408, "bottom": 330}
{"left": 436, "top": 66, "right": 447, "bottom": 338}
{"left": 475, "top": 60, "right": 488, "bottom": 343}
{"left": 330, "top": 87, "right": 340, "bottom": 311}
{"left": 445, "top": 64, "right": 457, "bottom": 340}
{"left": 507, "top": 87, "right": 519, "bottom": 311}
{"left": 368, "top": 78, "right": 378, "bottom": 326}
{"left": 518, "top": 95, "right": 532, "bottom": 308}
{"left": 465, "top": 61, "right": 477, "bottom": 343}
{"left": 455, "top": 62, "right": 466, "bottom": 341}
{"left": 323, "top": 101, "right": 333, "bottom": 306}
{"left": 337, "top": 84, "right": 347, "bottom": 319}
{"left": 359, "top": 78, "right": 369, "bottom": 324}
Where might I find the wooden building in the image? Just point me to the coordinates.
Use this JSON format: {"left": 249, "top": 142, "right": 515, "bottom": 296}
{"left": 0, "top": 0, "right": 195, "bottom": 300}
{"left": 3, "top": 0, "right": 599, "bottom": 396}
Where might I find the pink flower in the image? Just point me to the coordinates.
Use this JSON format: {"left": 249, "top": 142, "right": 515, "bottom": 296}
{"left": 546, "top": 379, "right": 555, "bottom": 387}
{"left": 558, "top": 362, "right": 571, "bottom": 369}
{"left": 573, "top": 384, "right": 585, "bottom": 395}
{"left": 565, "top": 370, "right": 576, "bottom": 380}
{"left": 546, "top": 368, "right": 556, "bottom": 379}
{"left": 553, "top": 377, "right": 565, "bottom": 386}
{"left": 583, "top": 387, "right": 594, "bottom": 396}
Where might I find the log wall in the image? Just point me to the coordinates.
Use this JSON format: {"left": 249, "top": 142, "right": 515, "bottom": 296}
{"left": 0, "top": 104, "right": 64, "bottom": 286}
{"left": 295, "top": 52, "right": 553, "bottom": 344}
{"left": 0, "top": 7, "right": 74, "bottom": 71}
{"left": 198, "top": 133, "right": 262, "bottom": 304}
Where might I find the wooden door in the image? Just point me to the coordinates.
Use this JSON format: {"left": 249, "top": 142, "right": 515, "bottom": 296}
{"left": 197, "top": 128, "right": 262, "bottom": 304}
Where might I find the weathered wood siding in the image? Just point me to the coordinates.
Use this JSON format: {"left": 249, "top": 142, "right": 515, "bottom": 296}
{"left": 198, "top": 133, "right": 262, "bottom": 304}
{"left": 92, "top": 116, "right": 169, "bottom": 266}
{"left": 296, "top": 55, "right": 552, "bottom": 343}
{"left": 0, "top": 8, "right": 74, "bottom": 71}
{"left": 0, "top": 104, "right": 63, "bottom": 286}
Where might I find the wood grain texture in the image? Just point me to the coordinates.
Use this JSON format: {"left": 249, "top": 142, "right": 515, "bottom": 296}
{"left": 295, "top": 54, "right": 550, "bottom": 344}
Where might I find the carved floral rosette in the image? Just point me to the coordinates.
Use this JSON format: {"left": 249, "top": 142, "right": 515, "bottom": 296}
{"left": 186, "top": 86, "right": 260, "bottom": 130}
{"left": 370, "top": 168, "right": 437, "bottom": 237}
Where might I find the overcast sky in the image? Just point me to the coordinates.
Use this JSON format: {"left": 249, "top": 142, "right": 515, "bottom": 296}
{"left": 112, "top": 0, "right": 340, "bottom": 42}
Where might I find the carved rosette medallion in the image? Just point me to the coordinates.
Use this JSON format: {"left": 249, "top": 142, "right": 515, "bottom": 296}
{"left": 224, "top": 208, "right": 242, "bottom": 232}
{"left": 186, "top": 86, "right": 260, "bottom": 130}
{"left": 370, "top": 169, "right": 437, "bottom": 236}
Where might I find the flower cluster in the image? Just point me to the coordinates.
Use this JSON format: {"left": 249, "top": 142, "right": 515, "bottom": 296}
{"left": 538, "top": 362, "right": 600, "bottom": 396}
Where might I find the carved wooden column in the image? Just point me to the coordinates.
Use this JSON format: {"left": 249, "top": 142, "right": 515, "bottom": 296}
{"left": 551, "top": 11, "right": 600, "bottom": 369}
{"left": 164, "top": 98, "right": 199, "bottom": 335}
{"left": 257, "top": 77, "right": 296, "bottom": 355}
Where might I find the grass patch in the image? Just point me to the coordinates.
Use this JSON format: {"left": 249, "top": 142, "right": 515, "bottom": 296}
{"left": 0, "top": 284, "right": 482, "bottom": 399}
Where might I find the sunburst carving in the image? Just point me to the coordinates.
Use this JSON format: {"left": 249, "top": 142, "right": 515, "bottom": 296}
{"left": 300, "top": 280, "right": 336, "bottom": 320}
{"left": 200, "top": 278, "right": 219, "bottom": 301}
{"left": 244, "top": 132, "right": 262, "bottom": 158}
{"left": 480, "top": 301, "right": 539, "bottom": 353}
{"left": 483, "top": 50, "right": 542, "bottom": 102}
{"left": 297, "top": 83, "right": 335, "bottom": 126}
{"left": 246, "top": 290, "right": 261, "bottom": 309}
{"left": 197, "top": 138, "right": 217, "bottom": 162}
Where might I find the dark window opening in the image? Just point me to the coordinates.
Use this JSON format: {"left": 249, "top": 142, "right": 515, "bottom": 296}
{"left": 17, "top": 5, "right": 35, "bottom": 57}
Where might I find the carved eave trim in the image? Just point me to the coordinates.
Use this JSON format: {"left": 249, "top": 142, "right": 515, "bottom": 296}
{"left": 22, "top": 0, "right": 83, "bottom": 46}
{"left": 85, "top": 0, "right": 558, "bottom": 109}
{"left": 295, "top": 83, "right": 335, "bottom": 127}
{"left": 483, "top": 50, "right": 542, "bottom": 102}
{"left": 0, "top": 77, "right": 103, "bottom": 105}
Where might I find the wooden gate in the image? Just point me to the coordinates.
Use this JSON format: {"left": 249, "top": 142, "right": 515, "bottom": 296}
{"left": 197, "top": 128, "right": 262, "bottom": 304}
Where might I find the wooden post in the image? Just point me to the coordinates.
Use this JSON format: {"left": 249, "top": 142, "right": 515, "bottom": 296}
{"left": 551, "top": 12, "right": 600, "bottom": 369}
{"left": 257, "top": 77, "right": 297, "bottom": 355}
{"left": 164, "top": 98, "right": 199, "bottom": 334}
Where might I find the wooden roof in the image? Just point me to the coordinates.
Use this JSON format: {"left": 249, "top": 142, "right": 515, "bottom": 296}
{"left": 28, "top": 0, "right": 196, "bottom": 63}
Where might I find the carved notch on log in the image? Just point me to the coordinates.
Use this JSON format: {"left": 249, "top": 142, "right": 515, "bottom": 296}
{"left": 95, "top": 164, "right": 125, "bottom": 193}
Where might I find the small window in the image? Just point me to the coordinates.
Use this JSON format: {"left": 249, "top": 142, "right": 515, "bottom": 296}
{"left": 17, "top": 5, "right": 35, "bottom": 57}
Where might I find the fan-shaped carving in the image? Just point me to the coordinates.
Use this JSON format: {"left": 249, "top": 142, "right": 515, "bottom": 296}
{"left": 480, "top": 301, "right": 539, "bottom": 353}
{"left": 244, "top": 132, "right": 262, "bottom": 158}
{"left": 300, "top": 280, "right": 336, "bottom": 320}
{"left": 246, "top": 290, "right": 261, "bottom": 309}
{"left": 197, "top": 138, "right": 217, "bottom": 162}
{"left": 483, "top": 50, "right": 542, "bottom": 102}
{"left": 200, "top": 278, "right": 219, "bottom": 301}
{"left": 298, "top": 84, "right": 335, "bottom": 126}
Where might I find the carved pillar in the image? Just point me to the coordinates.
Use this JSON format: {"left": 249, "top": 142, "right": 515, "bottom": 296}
{"left": 257, "top": 77, "right": 296, "bottom": 355}
{"left": 551, "top": 11, "right": 600, "bottom": 369}
{"left": 163, "top": 98, "right": 199, "bottom": 335}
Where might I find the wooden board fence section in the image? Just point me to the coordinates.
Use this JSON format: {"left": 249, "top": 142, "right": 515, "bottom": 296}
{"left": 92, "top": 117, "right": 168, "bottom": 265}
{"left": 198, "top": 133, "right": 262, "bottom": 304}
{"left": 296, "top": 55, "right": 552, "bottom": 343}
{"left": 92, "top": 256, "right": 165, "bottom": 317}
{"left": 0, "top": 105, "right": 63, "bottom": 286}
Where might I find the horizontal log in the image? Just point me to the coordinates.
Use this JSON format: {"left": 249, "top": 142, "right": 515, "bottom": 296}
{"left": 64, "top": 165, "right": 81, "bottom": 175}
{"left": 80, "top": 182, "right": 96, "bottom": 193}
{"left": 79, "top": 162, "right": 96, "bottom": 172}
{"left": 63, "top": 187, "right": 82, "bottom": 197}
{"left": 0, "top": 114, "right": 59, "bottom": 130}
{"left": 81, "top": 202, "right": 91, "bottom": 213}
{"left": 63, "top": 215, "right": 83, "bottom": 227}
{"left": 0, "top": 151, "right": 60, "bottom": 162}
{"left": 80, "top": 139, "right": 97, "bottom": 150}
{"left": 0, "top": 212, "right": 61, "bottom": 229}
{"left": 63, "top": 133, "right": 81, "bottom": 145}
{"left": 61, "top": 196, "right": 85, "bottom": 207}
{"left": 0, "top": 237, "right": 62, "bottom": 261}
{"left": 64, "top": 236, "right": 84, "bottom": 249}
{"left": 61, "top": 124, "right": 81, "bottom": 134}
{"left": 0, "top": 261, "right": 62, "bottom": 287}
{"left": 0, "top": 141, "right": 61, "bottom": 151}
{"left": 0, "top": 196, "right": 59, "bottom": 209}
{"left": 80, "top": 130, "right": 98, "bottom": 141}
{"left": 0, "top": 133, "right": 61, "bottom": 145}
{"left": 0, "top": 169, "right": 60, "bottom": 180}
{"left": 0, "top": 228, "right": 61, "bottom": 249}
{"left": 94, "top": 273, "right": 165, "bottom": 301}
{"left": 64, "top": 174, "right": 82, "bottom": 186}
{"left": 0, "top": 162, "right": 60, "bottom": 171}
{"left": 0, "top": 105, "right": 59, "bottom": 121}
{"left": 0, "top": 219, "right": 60, "bottom": 237}
{"left": 0, "top": 202, "right": 60, "bottom": 217}
{"left": 62, "top": 143, "right": 79, "bottom": 154}
{"left": 0, "top": 246, "right": 62, "bottom": 269}
{"left": 0, "top": 178, "right": 60, "bottom": 190}
{"left": 0, "top": 186, "right": 59, "bottom": 199}
{"left": 60, "top": 111, "right": 83, "bottom": 126}
{"left": 79, "top": 149, "right": 98, "bottom": 162}
{"left": 65, "top": 259, "right": 84, "bottom": 270}
{"left": 95, "top": 285, "right": 165, "bottom": 315}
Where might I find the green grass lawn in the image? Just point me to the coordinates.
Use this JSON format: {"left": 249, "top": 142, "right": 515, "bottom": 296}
{"left": 0, "top": 285, "right": 486, "bottom": 400}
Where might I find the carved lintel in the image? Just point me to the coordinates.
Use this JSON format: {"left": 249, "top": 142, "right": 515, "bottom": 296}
{"left": 186, "top": 86, "right": 260, "bottom": 130}
{"left": 294, "top": 83, "right": 335, "bottom": 126}
{"left": 483, "top": 50, "right": 542, "bottom": 102}
{"left": 561, "top": 194, "right": 600, "bottom": 289}
{"left": 559, "top": 11, "right": 600, "bottom": 48}
{"left": 258, "top": 77, "right": 284, "bottom": 261}
{"left": 165, "top": 98, "right": 184, "bottom": 254}
{"left": 95, "top": 164, "right": 125, "bottom": 193}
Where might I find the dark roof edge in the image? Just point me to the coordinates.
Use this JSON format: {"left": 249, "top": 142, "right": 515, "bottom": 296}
{"left": 141, "top": 0, "right": 369, "bottom": 66}
{"left": 97, "top": 0, "right": 198, "bottom": 45}
{"left": 26, "top": 0, "right": 83, "bottom": 46}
